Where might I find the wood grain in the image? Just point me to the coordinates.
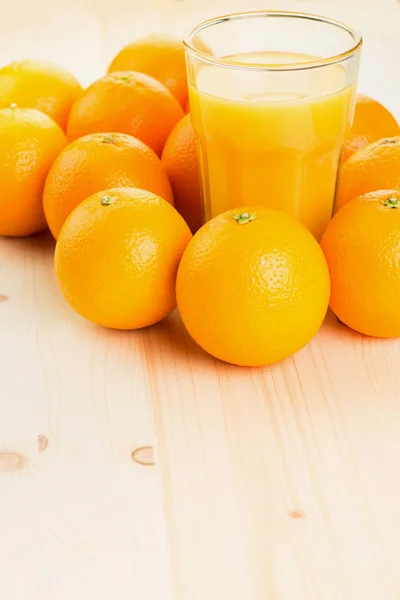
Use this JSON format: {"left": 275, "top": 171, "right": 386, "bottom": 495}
{"left": 1, "top": 0, "right": 400, "bottom": 598}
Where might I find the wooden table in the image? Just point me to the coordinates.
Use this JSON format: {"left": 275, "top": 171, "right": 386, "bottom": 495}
{"left": 1, "top": 0, "right": 400, "bottom": 598}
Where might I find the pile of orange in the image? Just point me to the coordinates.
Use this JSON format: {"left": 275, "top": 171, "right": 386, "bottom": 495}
{"left": 1, "top": 34, "right": 400, "bottom": 367}
{"left": 0, "top": 39, "right": 197, "bottom": 331}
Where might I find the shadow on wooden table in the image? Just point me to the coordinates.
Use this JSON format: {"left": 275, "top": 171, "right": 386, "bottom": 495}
{"left": 141, "top": 308, "right": 250, "bottom": 378}
{"left": 142, "top": 307, "right": 356, "bottom": 377}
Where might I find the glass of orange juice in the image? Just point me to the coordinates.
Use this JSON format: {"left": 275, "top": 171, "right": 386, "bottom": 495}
{"left": 184, "top": 11, "right": 362, "bottom": 239}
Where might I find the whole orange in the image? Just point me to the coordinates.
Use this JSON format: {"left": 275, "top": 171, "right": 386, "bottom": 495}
{"left": 108, "top": 34, "right": 187, "bottom": 107}
{"left": 176, "top": 207, "right": 330, "bottom": 366}
{"left": 337, "top": 136, "right": 400, "bottom": 211}
{"left": 0, "top": 107, "right": 66, "bottom": 237}
{"left": 55, "top": 187, "right": 192, "bottom": 330}
{"left": 161, "top": 115, "right": 202, "bottom": 233}
{"left": 0, "top": 59, "right": 82, "bottom": 130}
{"left": 44, "top": 132, "right": 173, "bottom": 239}
{"left": 343, "top": 94, "right": 399, "bottom": 161}
{"left": 67, "top": 71, "right": 184, "bottom": 155}
{"left": 321, "top": 190, "right": 400, "bottom": 338}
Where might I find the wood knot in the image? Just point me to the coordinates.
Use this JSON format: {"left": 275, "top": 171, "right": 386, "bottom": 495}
{"left": 0, "top": 294, "right": 8, "bottom": 303}
{"left": 289, "top": 510, "right": 305, "bottom": 520}
{"left": 0, "top": 451, "right": 27, "bottom": 472}
{"left": 131, "top": 446, "right": 155, "bottom": 466}
{"left": 38, "top": 434, "right": 48, "bottom": 453}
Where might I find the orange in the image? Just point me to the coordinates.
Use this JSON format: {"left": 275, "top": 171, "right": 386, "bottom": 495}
{"left": 343, "top": 132, "right": 375, "bottom": 161}
{"left": 67, "top": 71, "right": 184, "bottom": 155}
{"left": 176, "top": 207, "right": 330, "bottom": 366}
{"left": 161, "top": 115, "right": 202, "bottom": 233}
{"left": 337, "top": 136, "right": 400, "bottom": 211}
{"left": 321, "top": 190, "right": 400, "bottom": 338}
{"left": 108, "top": 34, "right": 187, "bottom": 107}
{"left": 44, "top": 132, "right": 173, "bottom": 239}
{"left": 0, "top": 107, "right": 66, "bottom": 237}
{"left": 0, "top": 59, "right": 82, "bottom": 130}
{"left": 55, "top": 187, "right": 192, "bottom": 330}
{"left": 343, "top": 94, "right": 399, "bottom": 161}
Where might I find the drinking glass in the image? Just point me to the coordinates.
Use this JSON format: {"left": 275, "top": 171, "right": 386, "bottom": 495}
{"left": 184, "top": 11, "right": 362, "bottom": 239}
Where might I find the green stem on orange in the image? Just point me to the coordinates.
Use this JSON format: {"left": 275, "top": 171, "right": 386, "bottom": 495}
{"left": 232, "top": 212, "right": 257, "bottom": 225}
{"left": 383, "top": 196, "right": 400, "bottom": 209}
{"left": 100, "top": 195, "right": 115, "bottom": 206}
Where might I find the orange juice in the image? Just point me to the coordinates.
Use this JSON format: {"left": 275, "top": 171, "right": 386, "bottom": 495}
{"left": 190, "top": 51, "right": 355, "bottom": 239}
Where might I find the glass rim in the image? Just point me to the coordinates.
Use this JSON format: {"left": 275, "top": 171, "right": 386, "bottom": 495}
{"left": 183, "top": 10, "right": 363, "bottom": 72}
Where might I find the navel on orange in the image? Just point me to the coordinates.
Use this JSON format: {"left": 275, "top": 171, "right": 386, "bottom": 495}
{"left": 177, "top": 207, "right": 330, "bottom": 366}
{"left": 0, "top": 107, "right": 66, "bottom": 237}
{"left": 44, "top": 132, "right": 173, "bottom": 239}
{"left": 55, "top": 188, "right": 192, "bottom": 330}
{"left": 0, "top": 59, "right": 82, "bottom": 130}
{"left": 321, "top": 190, "right": 400, "bottom": 338}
